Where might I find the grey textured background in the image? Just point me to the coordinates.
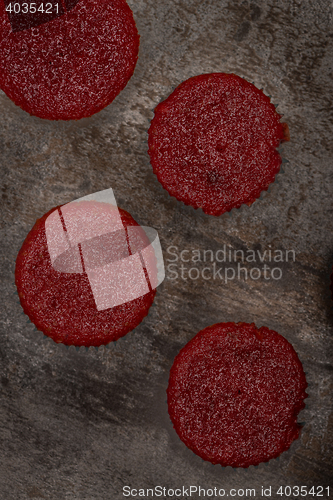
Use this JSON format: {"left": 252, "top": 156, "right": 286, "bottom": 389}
{"left": 1, "top": 0, "right": 333, "bottom": 498}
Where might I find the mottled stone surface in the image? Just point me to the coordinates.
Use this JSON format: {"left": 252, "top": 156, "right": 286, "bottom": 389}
{"left": 0, "top": 0, "right": 333, "bottom": 498}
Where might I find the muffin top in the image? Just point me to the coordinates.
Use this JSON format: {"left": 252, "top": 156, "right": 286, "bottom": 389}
{"left": 15, "top": 204, "right": 156, "bottom": 347}
{"left": 149, "top": 73, "right": 289, "bottom": 216}
{"left": 167, "top": 321, "right": 307, "bottom": 467}
{"left": 0, "top": 0, "right": 139, "bottom": 119}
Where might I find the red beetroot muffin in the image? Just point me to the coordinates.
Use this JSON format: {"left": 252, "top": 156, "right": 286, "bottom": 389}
{"left": 167, "top": 322, "right": 307, "bottom": 467}
{"left": 0, "top": 0, "right": 139, "bottom": 120}
{"left": 148, "top": 73, "right": 290, "bottom": 216}
{"left": 15, "top": 205, "right": 156, "bottom": 347}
